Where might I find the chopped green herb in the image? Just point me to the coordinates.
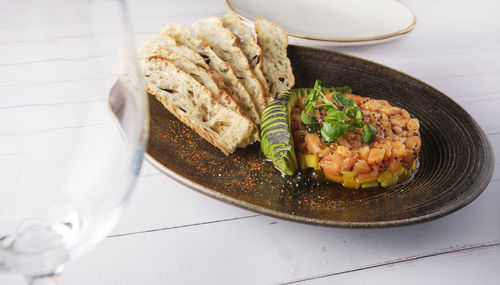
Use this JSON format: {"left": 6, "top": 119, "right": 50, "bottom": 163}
{"left": 347, "top": 121, "right": 357, "bottom": 131}
{"left": 327, "top": 108, "right": 349, "bottom": 122}
{"left": 355, "top": 109, "right": 363, "bottom": 120}
{"left": 362, "top": 125, "right": 377, "bottom": 144}
{"left": 300, "top": 110, "right": 316, "bottom": 127}
{"left": 302, "top": 79, "right": 377, "bottom": 145}
{"left": 321, "top": 119, "right": 347, "bottom": 142}
{"left": 355, "top": 118, "right": 364, "bottom": 128}
{"left": 331, "top": 91, "right": 355, "bottom": 108}
{"left": 344, "top": 106, "right": 358, "bottom": 118}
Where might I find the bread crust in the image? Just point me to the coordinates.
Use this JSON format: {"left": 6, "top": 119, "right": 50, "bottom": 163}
{"left": 142, "top": 56, "right": 259, "bottom": 155}
{"left": 160, "top": 24, "right": 261, "bottom": 125}
{"left": 221, "top": 13, "right": 272, "bottom": 104}
{"left": 255, "top": 17, "right": 295, "bottom": 99}
{"left": 193, "top": 17, "right": 268, "bottom": 115}
{"left": 146, "top": 86, "right": 232, "bottom": 155}
{"left": 140, "top": 44, "right": 247, "bottom": 119}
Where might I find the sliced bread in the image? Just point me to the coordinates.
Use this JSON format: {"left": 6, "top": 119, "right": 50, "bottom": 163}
{"left": 140, "top": 44, "right": 246, "bottom": 119}
{"left": 221, "top": 13, "right": 272, "bottom": 104}
{"left": 160, "top": 24, "right": 261, "bottom": 125}
{"left": 141, "top": 56, "right": 259, "bottom": 155}
{"left": 192, "top": 17, "right": 268, "bottom": 115}
{"left": 254, "top": 17, "right": 295, "bottom": 99}
{"left": 207, "top": 67, "right": 241, "bottom": 107}
{"left": 140, "top": 33, "right": 245, "bottom": 117}
{"left": 139, "top": 34, "right": 209, "bottom": 70}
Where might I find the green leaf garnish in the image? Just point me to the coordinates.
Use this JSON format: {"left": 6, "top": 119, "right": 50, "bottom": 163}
{"left": 361, "top": 125, "right": 377, "bottom": 144}
{"left": 347, "top": 122, "right": 357, "bottom": 131}
{"left": 300, "top": 110, "right": 316, "bottom": 127}
{"left": 355, "top": 109, "right": 363, "bottom": 120}
{"left": 301, "top": 79, "right": 376, "bottom": 144}
{"left": 344, "top": 106, "right": 358, "bottom": 118}
{"left": 321, "top": 119, "right": 347, "bottom": 142}
{"left": 331, "top": 92, "right": 355, "bottom": 108}
{"left": 327, "top": 108, "right": 349, "bottom": 122}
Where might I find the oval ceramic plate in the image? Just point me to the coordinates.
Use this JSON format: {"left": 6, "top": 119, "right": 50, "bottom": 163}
{"left": 226, "top": 0, "right": 416, "bottom": 46}
{"left": 110, "top": 45, "right": 493, "bottom": 227}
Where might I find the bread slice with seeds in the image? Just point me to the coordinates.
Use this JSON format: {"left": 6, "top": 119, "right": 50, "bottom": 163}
{"left": 254, "top": 17, "right": 295, "bottom": 99}
{"left": 221, "top": 13, "right": 272, "bottom": 104}
{"left": 160, "top": 24, "right": 261, "bottom": 125}
{"left": 192, "top": 17, "right": 267, "bottom": 115}
{"left": 141, "top": 56, "right": 259, "bottom": 155}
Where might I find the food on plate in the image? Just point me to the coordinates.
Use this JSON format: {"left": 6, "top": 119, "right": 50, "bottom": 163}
{"left": 138, "top": 13, "right": 294, "bottom": 155}
{"left": 193, "top": 17, "right": 268, "bottom": 115}
{"left": 160, "top": 23, "right": 261, "bottom": 125}
{"left": 221, "top": 13, "right": 272, "bottom": 104}
{"left": 141, "top": 56, "right": 259, "bottom": 155}
{"left": 133, "top": 11, "right": 421, "bottom": 190}
{"left": 255, "top": 17, "right": 295, "bottom": 99}
{"left": 139, "top": 37, "right": 243, "bottom": 116}
{"left": 261, "top": 80, "right": 421, "bottom": 188}
{"left": 260, "top": 90, "right": 299, "bottom": 175}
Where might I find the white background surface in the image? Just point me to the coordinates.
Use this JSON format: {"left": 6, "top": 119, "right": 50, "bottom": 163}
{"left": 1, "top": 0, "right": 500, "bottom": 284}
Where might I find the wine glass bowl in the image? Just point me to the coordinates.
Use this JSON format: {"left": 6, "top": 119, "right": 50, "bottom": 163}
{"left": 0, "top": 0, "right": 148, "bottom": 282}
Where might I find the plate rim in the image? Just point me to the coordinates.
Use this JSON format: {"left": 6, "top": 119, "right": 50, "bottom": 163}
{"left": 225, "top": 0, "right": 417, "bottom": 43}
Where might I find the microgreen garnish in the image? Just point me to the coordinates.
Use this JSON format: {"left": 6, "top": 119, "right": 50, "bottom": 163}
{"left": 331, "top": 91, "right": 355, "bottom": 108}
{"left": 327, "top": 108, "right": 349, "bottom": 122}
{"left": 300, "top": 110, "right": 316, "bottom": 128}
{"left": 321, "top": 119, "right": 347, "bottom": 142}
{"left": 361, "top": 125, "right": 377, "bottom": 144}
{"left": 300, "top": 79, "right": 377, "bottom": 144}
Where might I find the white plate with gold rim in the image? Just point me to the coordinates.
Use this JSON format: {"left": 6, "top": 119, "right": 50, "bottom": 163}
{"left": 226, "top": 0, "right": 416, "bottom": 46}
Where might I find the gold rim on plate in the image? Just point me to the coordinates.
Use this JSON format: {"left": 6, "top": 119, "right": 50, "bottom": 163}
{"left": 225, "top": 0, "right": 417, "bottom": 43}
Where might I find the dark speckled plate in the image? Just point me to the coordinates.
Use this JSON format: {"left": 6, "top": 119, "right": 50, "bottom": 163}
{"left": 110, "top": 45, "right": 494, "bottom": 227}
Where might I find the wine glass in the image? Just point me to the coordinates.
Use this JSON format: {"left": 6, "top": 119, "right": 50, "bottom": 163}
{"left": 0, "top": 0, "right": 148, "bottom": 284}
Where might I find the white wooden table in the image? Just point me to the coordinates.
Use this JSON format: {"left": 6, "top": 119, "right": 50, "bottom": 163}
{"left": 1, "top": 0, "right": 499, "bottom": 284}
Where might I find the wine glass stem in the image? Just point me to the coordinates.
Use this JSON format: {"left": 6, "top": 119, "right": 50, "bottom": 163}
{"left": 25, "top": 274, "right": 60, "bottom": 285}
